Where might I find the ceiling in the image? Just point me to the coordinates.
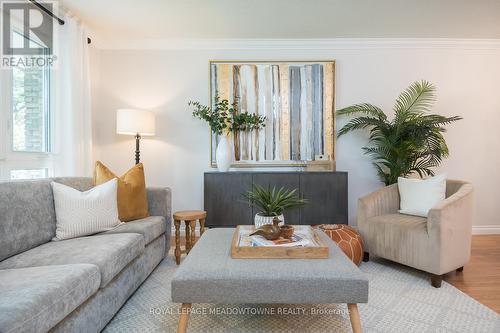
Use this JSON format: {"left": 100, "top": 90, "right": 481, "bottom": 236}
{"left": 60, "top": 0, "right": 500, "bottom": 41}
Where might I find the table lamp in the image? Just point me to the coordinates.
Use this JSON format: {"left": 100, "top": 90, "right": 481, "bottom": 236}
{"left": 116, "top": 109, "right": 156, "bottom": 164}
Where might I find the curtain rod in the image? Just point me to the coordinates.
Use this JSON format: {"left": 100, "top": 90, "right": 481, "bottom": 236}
{"left": 28, "top": 0, "right": 92, "bottom": 44}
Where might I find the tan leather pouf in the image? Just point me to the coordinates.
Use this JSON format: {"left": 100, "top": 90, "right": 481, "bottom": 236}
{"left": 319, "top": 224, "right": 364, "bottom": 266}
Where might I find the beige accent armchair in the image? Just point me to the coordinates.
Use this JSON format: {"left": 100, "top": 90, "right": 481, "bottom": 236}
{"left": 358, "top": 179, "right": 474, "bottom": 287}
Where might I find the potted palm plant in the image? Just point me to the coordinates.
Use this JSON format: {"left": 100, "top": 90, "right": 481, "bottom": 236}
{"left": 243, "top": 185, "right": 307, "bottom": 227}
{"left": 337, "top": 80, "right": 462, "bottom": 185}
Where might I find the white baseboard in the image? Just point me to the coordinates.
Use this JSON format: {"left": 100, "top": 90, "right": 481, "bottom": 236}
{"left": 472, "top": 225, "right": 500, "bottom": 235}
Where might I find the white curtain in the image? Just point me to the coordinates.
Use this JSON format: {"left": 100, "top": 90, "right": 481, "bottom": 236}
{"left": 53, "top": 12, "right": 93, "bottom": 177}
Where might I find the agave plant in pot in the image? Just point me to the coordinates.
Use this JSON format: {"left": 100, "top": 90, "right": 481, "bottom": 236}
{"left": 243, "top": 185, "right": 307, "bottom": 227}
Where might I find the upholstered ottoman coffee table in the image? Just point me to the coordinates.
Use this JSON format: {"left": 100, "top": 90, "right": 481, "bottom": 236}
{"left": 171, "top": 228, "right": 369, "bottom": 333}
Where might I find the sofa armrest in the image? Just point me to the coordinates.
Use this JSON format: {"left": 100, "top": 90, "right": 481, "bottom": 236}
{"left": 147, "top": 187, "right": 172, "bottom": 230}
{"left": 428, "top": 183, "right": 474, "bottom": 233}
{"left": 358, "top": 183, "right": 400, "bottom": 225}
{"left": 427, "top": 183, "right": 474, "bottom": 273}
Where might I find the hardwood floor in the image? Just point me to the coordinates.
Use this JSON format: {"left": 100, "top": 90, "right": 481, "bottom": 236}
{"left": 444, "top": 235, "right": 500, "bottom": 313}
{"left": 171, "top": 234, "right": 500, "bottom": 313}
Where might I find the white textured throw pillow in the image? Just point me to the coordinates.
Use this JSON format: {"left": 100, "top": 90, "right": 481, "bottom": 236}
{"left": 398, "top": 174, "right": 447, "bottom": 217}
{"left": 51, "top": 179, "right": 122, "bottom": 240}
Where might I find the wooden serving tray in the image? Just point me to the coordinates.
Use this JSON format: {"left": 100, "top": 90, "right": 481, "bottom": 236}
{"left": 231, "top": 225, "right": 329, "bottom": 259}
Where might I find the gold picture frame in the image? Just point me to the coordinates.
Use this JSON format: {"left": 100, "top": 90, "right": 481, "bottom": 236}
{"left": 209, "top": 60, "right": 336, "bottom": 168}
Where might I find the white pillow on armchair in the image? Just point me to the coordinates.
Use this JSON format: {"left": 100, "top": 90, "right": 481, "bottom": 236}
{"left": 398, "top": 173, "right": 447, "bottom": 217}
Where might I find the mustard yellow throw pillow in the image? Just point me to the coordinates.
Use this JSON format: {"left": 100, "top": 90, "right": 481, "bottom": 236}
{"left": 93, "top": 161, "right": 149, "bottom": 222}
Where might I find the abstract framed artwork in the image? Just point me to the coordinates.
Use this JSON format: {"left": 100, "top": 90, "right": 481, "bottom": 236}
{"left": 210, "top": 60, "right": 335, "bottom": 167}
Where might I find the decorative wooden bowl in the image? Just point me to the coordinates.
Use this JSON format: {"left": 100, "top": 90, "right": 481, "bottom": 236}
{"left": 280, "top": 225, "right": 294, "bottom": 239}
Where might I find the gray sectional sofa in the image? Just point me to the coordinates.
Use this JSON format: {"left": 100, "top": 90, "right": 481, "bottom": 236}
{"left": 0, "top": 177, "right": 172, "bottom": 333}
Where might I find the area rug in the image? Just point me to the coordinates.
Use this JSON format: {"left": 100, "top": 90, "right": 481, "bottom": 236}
{"left": 103, "top": 257, "right": 499, "bottom": 333}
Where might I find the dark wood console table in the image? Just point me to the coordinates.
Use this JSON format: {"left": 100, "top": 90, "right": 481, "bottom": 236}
{"left": 204, "top": 171, "right": 348, "bottom": 227}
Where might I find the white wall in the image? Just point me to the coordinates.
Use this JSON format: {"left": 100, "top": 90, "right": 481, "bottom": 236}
{"left": 90, "top": 39, "right": 500, "bottom": 229}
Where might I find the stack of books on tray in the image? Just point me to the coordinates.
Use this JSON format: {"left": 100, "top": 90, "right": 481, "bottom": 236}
{"left": 249, "top": 233, "right": 310, "bottom": 247}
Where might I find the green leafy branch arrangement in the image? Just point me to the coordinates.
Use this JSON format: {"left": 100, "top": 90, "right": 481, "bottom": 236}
{"left": 337, "top": 80, "right": 462, "bottom": 185}
{"left": 189, "top": 94, "right": 266, "bottom": 135}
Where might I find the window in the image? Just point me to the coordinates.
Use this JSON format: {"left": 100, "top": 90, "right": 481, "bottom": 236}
{"left": 10, "top": 168, "right": 48, "bottom": 180}
{"left": 0, "top": 31, "right": 53, "bottom": 180}
{"left": 12, "top": 61, "right": 51, "bottom": 153}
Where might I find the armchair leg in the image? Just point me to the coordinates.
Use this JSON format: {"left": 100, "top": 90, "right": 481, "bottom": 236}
{"left": 456, "top": 266, "right": 464, "bottom": 272}
{"left": 430, "top": 274, "right": 443, "bottom": 288}
{"left": 362, "top": 252, "right": 369, "bottom": 262}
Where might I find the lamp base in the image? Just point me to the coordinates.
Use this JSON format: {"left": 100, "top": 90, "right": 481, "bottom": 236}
{"left": 135, "top": 134, "right": 141, "bottom": 165}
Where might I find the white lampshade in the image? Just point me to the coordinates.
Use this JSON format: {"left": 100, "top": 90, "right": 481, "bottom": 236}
{"left": 116, "top": 109, "right": 156, "bottom": 136}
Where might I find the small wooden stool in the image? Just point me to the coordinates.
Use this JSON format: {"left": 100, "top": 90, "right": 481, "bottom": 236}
{"left": 173, "top": 210, "right": 206, "bottom": 265}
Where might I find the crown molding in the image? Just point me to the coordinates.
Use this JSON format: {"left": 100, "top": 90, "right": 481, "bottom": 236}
{"left": 92, "top": 38, "right": 500, "bottom": 51}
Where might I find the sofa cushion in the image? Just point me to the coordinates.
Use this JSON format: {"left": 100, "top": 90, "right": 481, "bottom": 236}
{"left": 0, "top": 179, "right": 56, "bottom": 261}
{"left": 102, "top": 216, "right": 166, "bottom": 244}
{"left": 0, "top": 233, "right": 144, "bottom": 288}
{"left": 368, "top": 213, "right": 427, "bottom": 227}
{"left": 365, "top": 213, "right": 432, "bottom": 269}
{"left": 0, "top": 264, "right": 100, "bottom": 333}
